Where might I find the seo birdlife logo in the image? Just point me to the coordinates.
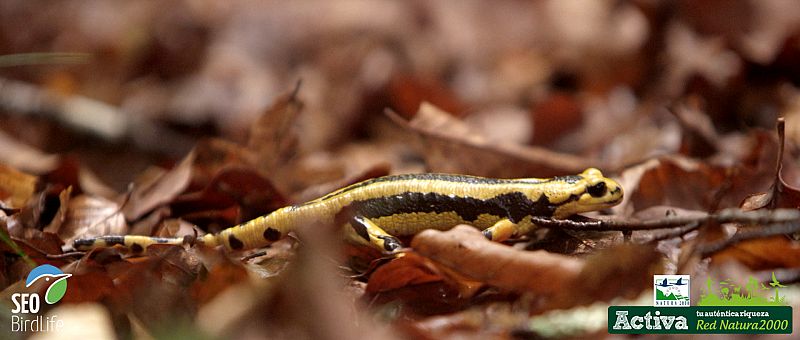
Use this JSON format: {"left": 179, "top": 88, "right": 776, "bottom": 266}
{"left": 10, "top": 264, "right": 71, "bottom": 332}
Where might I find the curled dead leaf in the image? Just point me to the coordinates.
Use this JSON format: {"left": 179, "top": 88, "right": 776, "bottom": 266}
{"left": 711, "top": 236, "right": 800, "bottom": 270}
{"left": 741, "top": 118, "right": 800, "bottom": 211}
{"left": 717, "top": 119, "right": 800, "bottom": 269}
{"left": 43, "top": 186, "right": 72, "bottom": 235}
{"left": 389, "top": 104, "right": 598, "bottom": 178}
{"left": 57, "top": 194, "right": 127, "bottom": 246}
{"left": 247, "top": 86, "right": 302, "bottom": 175}
{"left": 123, "top": 150, "right": 195, "bottom": 221}
{"left": 0, "top": 130, "right": 59, "bottom": 174}
{"left": 410, "top": 225, "right": 583, "bottom": 295}
{"left": 171, "top": 166, "right": 287, "bottom": 224}
{"left": 566, "top": 243, "right": 661, "bottom": 306}
{"left": 365, "top": 252, "right": 477, "bottom": 315}
{"left": 0, "top": 164, "right": 38, "bottom": 209}
{"left": 386, "top": 73, "right": 466, "bottom": 119}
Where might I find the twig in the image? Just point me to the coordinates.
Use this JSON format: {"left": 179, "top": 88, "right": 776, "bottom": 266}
{"left": 46, "top": 251, "right": 85, "bottom": 260}
{"left": 530, "top": 208, "right": 800, "bottom": 231}
{"left": 645, "top": 221, "right": 702, "bottom": 243}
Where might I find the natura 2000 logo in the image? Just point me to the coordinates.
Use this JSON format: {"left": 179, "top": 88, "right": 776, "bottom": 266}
{"left": 10, "top": 264, "right": 71, "bottom": 332}
{"left": 654, "top": 275, "right": 690, "bottom": 307}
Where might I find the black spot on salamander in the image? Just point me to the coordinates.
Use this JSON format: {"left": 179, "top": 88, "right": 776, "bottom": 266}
{"left": 102, "top": 236, "right": 126, "bottom": 246}
{"left": 130, "top": 243, "right": 144, "bottom": 253}
{"left": 73, "top": 238, "right": 95, "bottom": 249}
{"left": 350, "top": 217, "right": 371, "bottom": 241}
{"left": 228, "top": 234, "right": 244, "bottom": 250}
{"left": 263, "top": 227, "right": 281, "bottom": 241}
{"left": 482, "top": 229, "right": 493, "bottom": 240}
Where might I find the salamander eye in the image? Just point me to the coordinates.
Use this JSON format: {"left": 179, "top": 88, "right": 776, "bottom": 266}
{"left": 587, "top": 182, "right": 607, "bottom": 198}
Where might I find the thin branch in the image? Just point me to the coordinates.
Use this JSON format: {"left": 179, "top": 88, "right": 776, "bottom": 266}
{"left": 531, "top": 208, "right": 800, "bottom": 231}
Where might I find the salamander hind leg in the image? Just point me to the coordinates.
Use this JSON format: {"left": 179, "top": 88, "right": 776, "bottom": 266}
{"left": 348, "top": 215, "right": 403, "bottom": 254}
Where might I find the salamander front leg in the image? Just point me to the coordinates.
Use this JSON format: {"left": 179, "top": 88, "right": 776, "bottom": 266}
{"left": 482, "top": 218, "right": 537, "bottom": 242}
{"left": 481, "top": 218, "right": 518, "bottom": 242}
{"left": 349, "top": 215, "right": 403, "bottom": 253}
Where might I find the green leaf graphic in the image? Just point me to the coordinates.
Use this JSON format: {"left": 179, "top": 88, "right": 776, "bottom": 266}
{"left": 45, "top": 278, "right": 68, "bottom": 304}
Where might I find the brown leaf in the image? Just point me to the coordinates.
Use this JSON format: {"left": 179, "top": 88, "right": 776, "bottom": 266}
{"left": 566, "top": 244, "right": 661, "bottom": 306}
{"left": 671, "top": 103, "right": 720, "bottom": 157}
{"left": 110, "top": 247, "right": 201, "bottom": 332}
{"left": 127, "top": 206, "right": 170, "bottom": 236}
{"left": 389, "top": 104, "right": 598, "bottom": 178}
{"left": 0, "top": 130, "right": 59, "bottom": 174}
{"left": 193, "top": 138, "right": 256, "bottom": 185}
{"left": 741, "top": 118, "right": 800, "bottom": 210}
{"left": 57, "top": 194, "right": 127, "bottom": 245}
{"left": 247, "top": 86, "right": 302, "bottom": 174}
{"left": 623, "top": 156, "right": 724, "bottom": 212}
{"left": 9, "top": 232, "right": 64, "bottom": 257}
{"left": 712, "top": 236, "right": 800, "bottom": 270}
{"left": 366, "top": 254, "right": 444, "bottom": 294}
{"left": 172, "top": 166, "right": 287, "bottom": 224}
{"left": 43, "top": 186, "right": 72, "bottom": 234}
{"left": 42, "top": 156, "right": 82, "bottom": 195}
{"left": 719, "top": 119, "right": 800, "bottom": 269}
{"left": 78, "top": 166, "right": 118, "bottom": 199}
{"left": 365, "top": 252, "right": 483, "bottom": 315}
{"left": 191, "top": 248, "right": 250, "bottom": 306}
{"left": 620, "top": 153, "right": 775, "bottom": 214}
{"left": 60, "top": 271, "right": 117, "bottom": 304}
{"left": 386, "top": 73, "right": 466, "bottom": 119}
{"left": 123, "top": 150, "right": 195, "bottom": 221}
{"left": 15, "top": 184, "right": 70, "bottom": 232}
{"left": 153, "top": 218, "right": 198, "bottom": 239}
{"left": 0, "top": 164, "right": 38, "bottom": 209}
{"left": 410, "top": 225, "right": 583, "bottom": 295}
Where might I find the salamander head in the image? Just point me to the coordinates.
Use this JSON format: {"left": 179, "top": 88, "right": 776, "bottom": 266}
{"left": 552, "top": 168, "right": 623, "bottom": 218}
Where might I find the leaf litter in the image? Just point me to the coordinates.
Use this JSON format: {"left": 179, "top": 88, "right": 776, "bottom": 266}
{"left": 1, "top": 1, "right": 800, "bottom": 339}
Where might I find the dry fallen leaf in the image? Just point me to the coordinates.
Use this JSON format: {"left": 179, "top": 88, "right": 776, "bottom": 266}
{"left": 1, "top": 2, "right": 799, "bottom": 338}
{"left": 712, "top": 119, "right": 800, "bottom": 270}
{"left": 386, "top": 73, "right": 466, "bottom": 119}
{"left": 247, "top": 86, "right": 303, "bottom": 175}
{"left": 389, "top": 103, "right": 598, "bottom": 178}
{"left": 411, "top": 225, "right": 583, "bottom": 295}
{"left": 741, "top": 118, "right": 800, "bottom": 211}
{"left": 123, "top": 150, "right": 196, "bottom": 221}
{"left": 172, "top": 166, "right": 287, "bottom": 225}
{"left": 712, "top": 236, "right": 800, "bottom": 270}
{"left": 0, "top": 163, "right": 38, "bottom": 209}
{"left": 56, "top": 194, "right": 127, "bottom": 245}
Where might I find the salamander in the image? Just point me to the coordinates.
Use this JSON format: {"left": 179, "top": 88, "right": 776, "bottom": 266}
{"left": 74, "top": 168, "right": 623, "bottom": 254}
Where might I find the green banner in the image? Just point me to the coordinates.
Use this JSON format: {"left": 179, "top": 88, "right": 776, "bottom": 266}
{"left": 608, "top": 306, "right": 792, "bottom": 334}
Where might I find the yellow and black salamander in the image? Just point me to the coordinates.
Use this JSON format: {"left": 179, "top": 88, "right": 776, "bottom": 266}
{"left": 74, "top": 168, "right": 623, "bottom": 254}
